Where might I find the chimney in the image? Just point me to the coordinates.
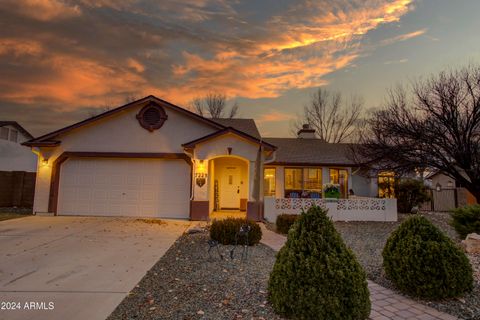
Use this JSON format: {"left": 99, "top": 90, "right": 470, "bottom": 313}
{"left": 297, "top": 124, "right": 316, "bottom": 139}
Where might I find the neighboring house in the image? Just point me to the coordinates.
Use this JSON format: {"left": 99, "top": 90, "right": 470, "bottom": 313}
{"left": 426, "top": 171, "right": 458, "bottom": 190}
{"left": 0, "top": 121, "right": 37, "bottom": 172}
{"left": 23, "top": 96, "right": 394, "bottom": 220}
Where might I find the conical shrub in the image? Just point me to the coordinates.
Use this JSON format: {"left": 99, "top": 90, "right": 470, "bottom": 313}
{"left": 383, "top": 215, "right": 473, "bottom": 299}
{"left": 268, "top": 206, "right": 370, "bottom": 320}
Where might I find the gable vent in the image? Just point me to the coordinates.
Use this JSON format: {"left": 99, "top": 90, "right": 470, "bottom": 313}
{"left": 136, "top": 103, "right": 168, "bottom": 132}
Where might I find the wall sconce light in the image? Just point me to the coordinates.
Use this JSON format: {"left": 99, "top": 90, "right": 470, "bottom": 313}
{"left": 435, "top": 183, "right": 442, "bottom": 192}
{"left": 195, "top": 160, "right": 207, "bottom": 187}
{"left": 42, "top": 158, "right": 49, "bottom": 166}
{"left": 197, "top": 160, "right": 206, "bottom": 174}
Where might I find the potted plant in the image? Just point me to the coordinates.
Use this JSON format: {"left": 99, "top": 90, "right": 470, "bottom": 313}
{"left": 324, "top": 183, "right": 341, "bottom": 199}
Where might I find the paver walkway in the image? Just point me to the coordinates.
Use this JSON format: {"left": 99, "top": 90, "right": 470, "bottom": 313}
{"left": 259, "top": 224, "right": 458, "bottom": 320}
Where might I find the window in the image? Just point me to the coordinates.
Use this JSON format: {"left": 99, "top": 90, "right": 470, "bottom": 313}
{"left": 378, "top": 172, "right": 395, "bottom": 198}
{"left": 263, "top": 168, "right": 276, "bottom": 196}
{"left": 304, "top": 168, "right": 322, "bottom": 192}
{"left": 0, "top": 127, "right": 8, "bottom": 140}
{"left": 9, "top": 129, "right": 18, "bottom": 143}
{"left": 284, "top": 167, "right": 322, "bottom": 198}
{"left": 330, "top": 168, "right": 348, "bottom": 198}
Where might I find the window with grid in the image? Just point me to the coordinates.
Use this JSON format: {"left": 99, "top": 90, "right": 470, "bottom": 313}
{"left": 9, "top": 129, "right": 18, "bottom": 143}
{"left": 263, "top": 168, "right": 276, "bottom": 196}
{"left": 284, "top": 167, "right": 322, "bottom": 198}
{"left": 0, "top": 127, "right": 8, "bottom": 140}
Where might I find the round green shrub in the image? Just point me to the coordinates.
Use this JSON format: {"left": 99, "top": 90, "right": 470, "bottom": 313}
{"left": 450, "top": 204, "right": 480, "bottom": 239}
{"left": 383, "top": 215, "right": 473, "bottom": 299}
{"left": 268, "top": 206, "right": 370, "bottom": 320}
{"left": 276, "top": 214, "right": 299, "bottom": 234}
{"left": 209, "top": 218, "right": 261, "bottom": 245}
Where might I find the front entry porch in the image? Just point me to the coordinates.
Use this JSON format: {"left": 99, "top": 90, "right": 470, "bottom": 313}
{"left": 185, "top": 128, "right": 276, "bottom": 221}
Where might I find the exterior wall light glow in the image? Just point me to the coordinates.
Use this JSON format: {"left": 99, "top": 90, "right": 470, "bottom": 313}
{"left": 195, "top": 160, "right": 207, "bottom": 187}
{"left": 42, "top": 158, "right": 49, "bottom": 166}
{"left": 197, "top": 160, "right": 206, "bottom": 174}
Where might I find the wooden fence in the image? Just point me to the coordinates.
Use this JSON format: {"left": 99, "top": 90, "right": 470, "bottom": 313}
{"left": 0, "top": 171, "right": 36, "bottom": 208}
{"left": 421, "top": 188, "right": 475, "bottom": 212}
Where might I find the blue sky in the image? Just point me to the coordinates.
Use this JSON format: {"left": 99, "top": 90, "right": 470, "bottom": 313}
{"left": 0, "top": 0, "right": 479, "bottom": 137}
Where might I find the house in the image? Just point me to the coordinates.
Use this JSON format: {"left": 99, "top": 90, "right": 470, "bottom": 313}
{"left": 0, "top": 121, "right": 37, "bottom": 172}
{"left": 23, "top": 96, "right": 396, "bottom": 221}
{"left": 425, "top": 170, "right": 477, "bottom": 208}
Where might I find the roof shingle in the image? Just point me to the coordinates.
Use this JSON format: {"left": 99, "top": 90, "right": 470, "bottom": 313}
{"left": 210, "top": 118, "right": 261, "bottom": 138}
{"left": 263, "top": 138, "right": 356, "bottom": 166}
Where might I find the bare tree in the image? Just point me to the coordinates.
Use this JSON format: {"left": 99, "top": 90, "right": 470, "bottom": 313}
{"left": 295, "top": 88, "right": 363, "bottom": 142}
{"left": 357, "top": 65, "right": 480, "bottom": 201}
{"left": 191, "top": 92, "right": 239, "bottom": 118}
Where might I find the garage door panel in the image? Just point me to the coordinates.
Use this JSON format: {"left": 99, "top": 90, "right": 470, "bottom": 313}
{"left": 58, "top": 158, "right": 190, "bottom": 218}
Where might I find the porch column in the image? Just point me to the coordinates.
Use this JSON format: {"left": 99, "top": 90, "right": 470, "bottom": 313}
{"left": 275, "top": 166, "right": 284, "bottom": 198}
{"left": 190, "top": 159, "right": 209, "bottom": 221}
{"left": 247, "top": 160, "right": 262, "bottom": 221}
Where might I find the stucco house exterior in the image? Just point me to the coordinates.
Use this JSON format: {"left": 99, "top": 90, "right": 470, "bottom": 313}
{"left": 0, "top": 121, "right": 37, "bottom": 172}
{"left": 24, "top": 96, "right": 396, "bottom": 221}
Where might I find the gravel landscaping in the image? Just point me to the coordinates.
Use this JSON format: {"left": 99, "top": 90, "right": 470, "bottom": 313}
{"left": 335, "top": 212, "right": 480, "bottom": 320}
{"left": 109, "top": 211, "right": 479, "bottom": 320}
{"left": 108, "top": 231, "right": 284, "bottom": 320}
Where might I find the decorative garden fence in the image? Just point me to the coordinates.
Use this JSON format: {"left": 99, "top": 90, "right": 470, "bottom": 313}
{"left": 264, "top": 197, "right": 397, "bottom": 222}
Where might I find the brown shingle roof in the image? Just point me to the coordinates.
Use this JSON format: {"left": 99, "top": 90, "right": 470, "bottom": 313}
{"left": 210, "top": 118, "right": 260, "bottom": 138}
{"left": 263, "top": 138, "right": 357, "bottom": 166}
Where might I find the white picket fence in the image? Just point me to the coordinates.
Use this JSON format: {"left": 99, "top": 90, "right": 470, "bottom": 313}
{"left": 264, "top": 197, "right": 397, "bottom": 222}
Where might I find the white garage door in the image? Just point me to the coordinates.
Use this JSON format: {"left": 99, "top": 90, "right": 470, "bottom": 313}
{"left": 57, "top": 158, "right": 190, "bottom": 218}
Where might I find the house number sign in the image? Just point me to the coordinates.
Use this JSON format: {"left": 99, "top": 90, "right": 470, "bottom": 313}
{"left": 195, "top": 173, "right": 207, "bottom": 187}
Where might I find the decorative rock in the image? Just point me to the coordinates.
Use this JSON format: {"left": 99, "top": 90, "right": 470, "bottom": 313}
{"left": 186, "top": 224, "right": 205, "bottom": 234}
{"left": 462, "top": 233, "right": 480, "bottom": 254}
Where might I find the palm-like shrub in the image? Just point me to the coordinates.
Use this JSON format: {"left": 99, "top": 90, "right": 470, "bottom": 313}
{"left": 383, "top": 215, "right": 473, "bottom": 299}
{"left": 268, "top": 206, "right": 370, "bottom": 320}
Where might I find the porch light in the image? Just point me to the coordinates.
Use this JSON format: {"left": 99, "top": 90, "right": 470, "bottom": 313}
{"left": 196, "top": 160, "right": 206, "bottom": 174}
{"left": 42, "top": 158, "right": 49, "bottom": 166}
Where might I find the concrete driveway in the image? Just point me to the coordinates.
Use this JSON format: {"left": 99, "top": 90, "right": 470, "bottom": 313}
{"left": 0, "top": 216, "right": 190, "bottom": 320}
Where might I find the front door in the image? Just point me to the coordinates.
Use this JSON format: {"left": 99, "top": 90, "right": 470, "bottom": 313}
{"left": 220, "top": 166, "right": 241, "bottom": 209}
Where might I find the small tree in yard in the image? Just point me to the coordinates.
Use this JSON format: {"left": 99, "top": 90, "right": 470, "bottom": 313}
{"left": 383, "top": 215, "right": 473, "bottom": 299}
{"left": 395, "top": 179, "right": 431, "bottom": 213}
{"left": 268, "top": 206, "right": 370, "bottom": 320}
{"left": 357, "top": 65, "right": 480, "bottom": 202}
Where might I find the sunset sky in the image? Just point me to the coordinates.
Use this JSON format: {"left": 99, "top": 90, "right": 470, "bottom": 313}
{"left": 1, "top": 0, "right": 479, "bottom": 137}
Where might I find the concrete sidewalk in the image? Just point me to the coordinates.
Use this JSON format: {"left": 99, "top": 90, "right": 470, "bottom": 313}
{"left": 0, "top": 216, "right": 190, "bottom": 320}
{"left": 260, "top": 224, "right": 457, "bottom": 320}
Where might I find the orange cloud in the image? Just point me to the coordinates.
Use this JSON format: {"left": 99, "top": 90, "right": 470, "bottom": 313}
{"left": 0, "top": 0, "right": 81, "bottom": 21}
{"left": 164, "top": 0, "right": 414, "bottom": 104}
{"left": 381, "top": 29, "right": 427, "bottom": 46}
{"left": 0, "top": 0, "right": 415, "bottom": 110}
{"left": 0, "top": 41, "right": 147, "bottom": 108}
{"left": 257, "top": 111, "right": 295, "bottom": 123}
